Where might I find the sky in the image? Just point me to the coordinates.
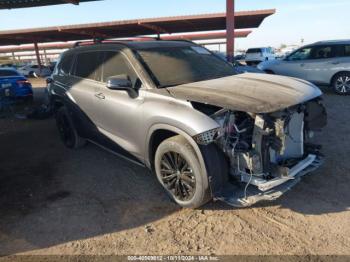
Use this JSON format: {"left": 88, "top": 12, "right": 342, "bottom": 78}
{"left": 0, "top": 0, "right": 349, "bottom": 50}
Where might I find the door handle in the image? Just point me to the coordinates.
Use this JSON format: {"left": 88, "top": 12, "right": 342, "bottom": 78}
{"left": 331, "top": 61, "right": 340, "bottom": 65}
{"left": 94, "top": 93, "right": 105, "bottom": 100}
{"left": 300, "top": 63, "right": 305, "bottom": 67}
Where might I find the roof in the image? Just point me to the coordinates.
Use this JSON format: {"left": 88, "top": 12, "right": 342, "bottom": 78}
{"left": 0, "top": 9, "right": 275, "bottom": 45}
{"left": 0, "top": 67, "right": 17, "bottom": 71}
{"left": 114, "top": 40, "right": 197, "bottom": 50}
{"left": 313, "top": 39, "right": 350, "bottom": 46}
{"left": 63, "top": 41, "right": 195, "bottom": 55}
{"left": 0, "top": 0, "right": 101, "bottom": 9}
{"left": 64, "top": 41, "right": 199, "bottom": 55}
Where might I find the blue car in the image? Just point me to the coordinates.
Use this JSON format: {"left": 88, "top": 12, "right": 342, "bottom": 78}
{"left": 0, "top": 68, "right": 33, "bottom": 101}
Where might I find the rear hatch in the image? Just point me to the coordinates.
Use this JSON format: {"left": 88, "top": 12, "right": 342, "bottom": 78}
{"left": 245, "top": 48, "right": 263, "bottom": 62}
{"left": 0, "top": 76, "right": 30, "bottom": 97}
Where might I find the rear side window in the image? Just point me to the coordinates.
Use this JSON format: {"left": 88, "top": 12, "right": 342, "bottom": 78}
{"left": 102, "top": 51, "right": 137, "bottom": 85}
{"left": 344, "top": 45, "right": 350, "bottom": 56}
{"left": 58, "top": 54, "right": 73, "bottom": 76}
{"left": 310, "top": 46, "right": 336, "bottom": 59}
{"left": 74, "top": 52, "right": 102, "bottom": 81}
{"left": 0, "top": 70, "right": 19, "bottom": 77}
{"left": 336, "top": 45, "right": 350, "bottom": 57}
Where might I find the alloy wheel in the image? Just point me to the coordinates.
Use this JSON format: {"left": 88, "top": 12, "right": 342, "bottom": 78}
{"left": 335, "top": 75, "right": 350, "bottom": 94}
{"left": 160, "top": 151, "right": 196, "bottom": 201}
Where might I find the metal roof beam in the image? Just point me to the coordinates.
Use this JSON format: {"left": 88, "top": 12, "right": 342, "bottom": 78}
{"left": 62, "top": 29, "right": 111, "bottom": 39}
{"left": 137, "top": 22, "right": 169, "bottom": 35}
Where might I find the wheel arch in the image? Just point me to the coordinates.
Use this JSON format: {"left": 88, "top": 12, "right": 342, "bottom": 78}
{"left": 145, "top": 124, "right": 209, "bottom": 189}
{"left": 330, "top": 71, "right": 350, "bottom": 85}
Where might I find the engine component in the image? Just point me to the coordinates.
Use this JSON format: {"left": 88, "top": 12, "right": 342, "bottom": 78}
{"left": 208, "top": 98, "right": 324, "bottom": 194}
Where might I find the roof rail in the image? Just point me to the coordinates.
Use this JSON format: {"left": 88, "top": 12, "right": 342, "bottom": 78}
{"left": 71, "top": 36, "right": 164, "bottom": 48}
{"left": 73, "top": 37, "right": 104, "bottom": 48}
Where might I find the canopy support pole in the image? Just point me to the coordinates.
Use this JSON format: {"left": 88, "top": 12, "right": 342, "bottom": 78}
{"left": 34, "top": 42, "right": 42, "bottom": 72}
{"left": 226, "top": 0, "right": 235, "bottom": 62}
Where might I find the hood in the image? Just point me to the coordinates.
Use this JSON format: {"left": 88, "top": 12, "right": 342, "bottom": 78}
{"left": 167, "top": 73, "right": 322, "bottom": 113}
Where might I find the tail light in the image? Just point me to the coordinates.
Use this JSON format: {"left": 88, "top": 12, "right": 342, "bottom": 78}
{"left": 16, "top": 79, "right": 31, "bottom": 87}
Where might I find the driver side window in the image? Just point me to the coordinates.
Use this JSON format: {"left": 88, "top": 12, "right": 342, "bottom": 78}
{"left": 102, "top": 51, "right": 138, "bottom": 87}
{"left": 287, "top": 47, "right": 312, "bottom": 61}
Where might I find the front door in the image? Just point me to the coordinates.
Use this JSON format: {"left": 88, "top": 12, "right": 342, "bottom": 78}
{"left": 280, "top": 46, "right": 313, "bottom": 79}
{"left": 93, "top": 50, "right": 145, "bottom": 159}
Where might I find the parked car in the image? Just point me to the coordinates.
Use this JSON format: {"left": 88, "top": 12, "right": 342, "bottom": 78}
{"left": 258, "top": 40, "right": 350, "bottom": 95}
{"left": 0, "top": 68, "right": 33, "bottom": 100}
{"left": 245, "top": 47, "right": 276, "bottom": 66}
{"left": 0, "top": 63, "right": 16, "bottom": 68}
{"left": 18, "top": 64, "right": 52, "bottom": 77}
{"left": 48, "top": 40, "right": 326, "bottom": 208}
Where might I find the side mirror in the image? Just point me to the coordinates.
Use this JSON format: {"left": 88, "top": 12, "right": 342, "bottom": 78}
{"left": 106, "top": 75, "right": 132, "bottom": 91}
{"left": 106, "top": 75, "right": 139, "bottom": 98}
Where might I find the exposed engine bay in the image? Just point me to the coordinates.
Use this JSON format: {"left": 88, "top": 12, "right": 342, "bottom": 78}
{"left": 193, "top": 98, "right": 327, "bottom": 206}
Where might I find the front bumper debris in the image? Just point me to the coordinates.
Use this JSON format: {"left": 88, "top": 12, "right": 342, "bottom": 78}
{"left": 215, "top": 155, "right": 324, "bottom": 208}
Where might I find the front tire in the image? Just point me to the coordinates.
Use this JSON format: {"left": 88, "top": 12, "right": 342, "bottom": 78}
{"left": 332, "top": 72, "right": 350, "bottom": 95}
{"left": 154, "top": 136, "right": 210, "bottom": 208}
{"left": 55, "top": 107, "right": 86, "bottom": 149}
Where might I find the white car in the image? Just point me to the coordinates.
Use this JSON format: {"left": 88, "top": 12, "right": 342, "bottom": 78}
{"left": 245, "top": 47, "right": 276, "bottom": 66}
{"left": 18, "top": 64, "right": 51, "bottom": 77}
{"left": 258, "top": 40, "right": 350, "bottom": 95}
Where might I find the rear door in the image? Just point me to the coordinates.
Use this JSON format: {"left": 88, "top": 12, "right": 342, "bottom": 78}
{"left": 68, "top": 51, "right": 103, "bottom": 128}
{"left": 246, "top": 48, "right": 263, "bottom": 62}
{"left": 331, "top": 44, "right": 350, "bottom": 73}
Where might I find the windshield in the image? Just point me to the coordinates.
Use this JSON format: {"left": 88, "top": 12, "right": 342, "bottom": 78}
{"left": 134, "top": 46, "right": 235, "bottom": 88}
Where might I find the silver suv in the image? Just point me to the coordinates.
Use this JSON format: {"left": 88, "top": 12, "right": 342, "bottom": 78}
{"left": 258, "top": 40, "right": 350, "bottom": 95}
{"left": 48, "top": 40, "right": 327, "bottom": 208}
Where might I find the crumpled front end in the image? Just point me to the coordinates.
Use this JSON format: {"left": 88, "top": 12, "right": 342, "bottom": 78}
{"left": 194, "top": 98, "right": 327, "bottom": 207}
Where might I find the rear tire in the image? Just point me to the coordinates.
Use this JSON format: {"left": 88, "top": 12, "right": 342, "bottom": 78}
{"left": 154, "top": 135, "right": 211, "bottom": 208}
{"left": 55, "top": 107, "right": 86, "bottom": 149}
{"left": 332, "top": 72, "right": 350, "bottom": 95}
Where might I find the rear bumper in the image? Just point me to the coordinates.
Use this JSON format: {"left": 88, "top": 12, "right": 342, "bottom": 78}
{"left": 15, "top": 88, "right": 33, "bottom": 98}
{"left": 216, "top": 155, "right": 324, "bottom": 207}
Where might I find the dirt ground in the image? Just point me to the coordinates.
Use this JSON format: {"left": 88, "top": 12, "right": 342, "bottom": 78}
{"left": 0, "top": 79, "right": 349, "bottom": 256}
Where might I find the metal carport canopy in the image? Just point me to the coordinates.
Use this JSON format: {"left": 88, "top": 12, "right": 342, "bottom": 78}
{"left": 0, "top": 9, "right": 275, "bottom": 45}
{"left": 0, "top": 0, "right": 101, "bottom": 9}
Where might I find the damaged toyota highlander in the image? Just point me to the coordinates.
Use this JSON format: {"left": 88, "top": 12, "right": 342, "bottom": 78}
{"left": 47, "top": 40, "right": 327, "bottom": 208}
